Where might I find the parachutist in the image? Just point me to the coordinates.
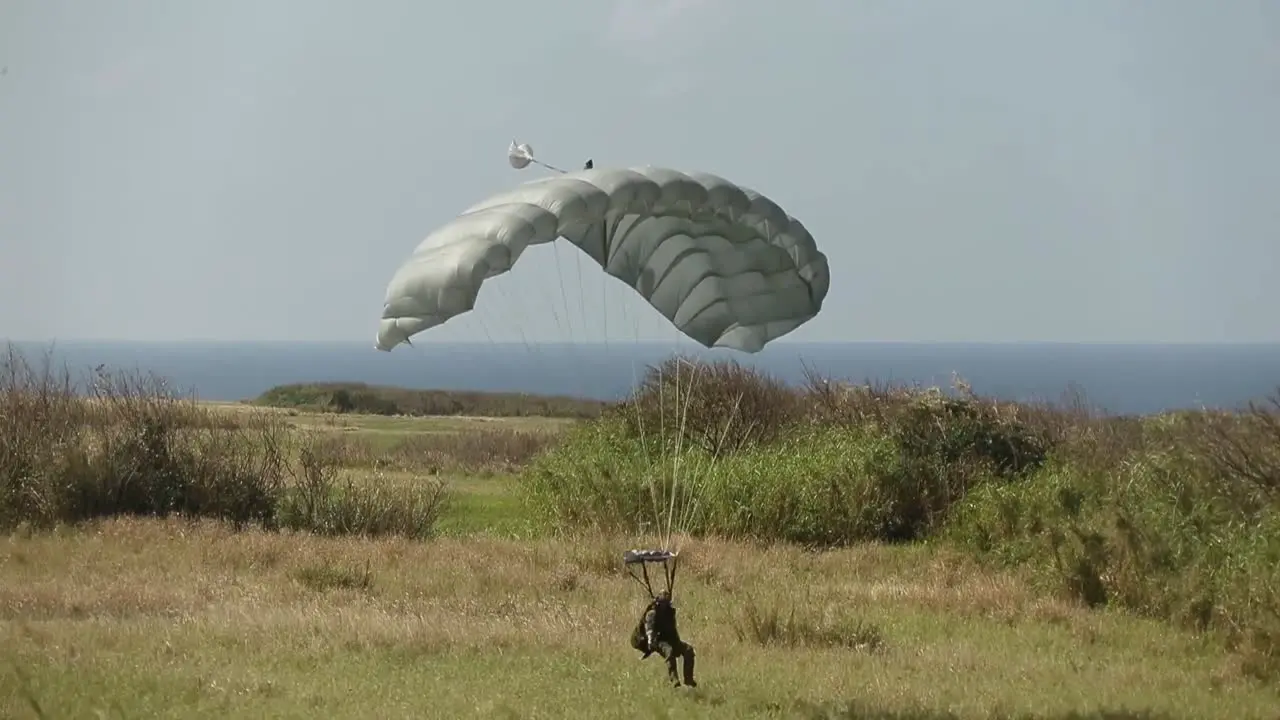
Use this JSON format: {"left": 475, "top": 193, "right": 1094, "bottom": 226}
{"left": 623, "top": 550, "right": 696, "bottom": 687}
{"left": 632, "top": 590, "right": 697, "bottom": 687}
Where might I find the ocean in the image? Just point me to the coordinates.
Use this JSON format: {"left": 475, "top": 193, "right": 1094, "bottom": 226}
{"left": 5, "top": 340, "right": 1278, "bottom": 417}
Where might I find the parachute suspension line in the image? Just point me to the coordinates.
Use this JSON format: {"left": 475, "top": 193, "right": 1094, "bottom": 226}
{"left": 672, "top": 388, "right": 749, "bottom": 551}
{"left": 504, "top": 277, "right": 549, "bottom": 375}
{"left": 659, "top": 358, "right": 681, "bottom": 552}
{"left": 572, "top": 235, "right": 589, "bottom": 379}
{"left": 665, "top": 357, "right": 705, "bottom": 553}
{"left": 642, "top": 358, "right": 668, "bottom": 545}
{"left": 634, "top": 348, "right": 740, "bottom": 556}
{"left": 663, "top": 357, "right": 685, "bottom": 551}
{"left": 598, "top": 221, "right": 610, "bottom": 378}
{"left": 480, "top": 276, "right": 548, "bottom": 392}
{"left": 644, "top": 355, "right": 682, "bottom": 554}
{"left": 568, "top": 237, "right": 594, "bottom": 396}
{"left": 509, "top": 140, "right": 603, "bottom": 393}
{"left": 550, "top": 239, "right": 586, "bottom": 393}
{"left": 489, "top": 241, "right": 570, "bottom": 391}
{"left": 471, "top": 306, "right": 525, "bottom": 393}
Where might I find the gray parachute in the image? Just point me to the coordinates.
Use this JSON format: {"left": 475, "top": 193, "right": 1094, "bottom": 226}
{"left": 375, "top": 166, "right": 830, "bottom": 353}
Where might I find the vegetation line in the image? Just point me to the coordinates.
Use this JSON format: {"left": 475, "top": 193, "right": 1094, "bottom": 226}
{"left": 252, "top": 381, "right": 605, "bottom": 419}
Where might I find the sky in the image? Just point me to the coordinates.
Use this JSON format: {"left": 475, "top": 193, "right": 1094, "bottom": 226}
{"left": 2, "top": 0, "right": 1278, "bottom": 345}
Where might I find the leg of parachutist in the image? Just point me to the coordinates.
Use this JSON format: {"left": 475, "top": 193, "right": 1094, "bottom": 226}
{"left": 658, "top": 643, "right": 680, "bottom": 684}
{"left": 681, "top": 643, "right": 697, "bottom": 687}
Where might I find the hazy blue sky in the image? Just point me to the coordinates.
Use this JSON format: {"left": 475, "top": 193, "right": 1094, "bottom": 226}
{"left": 3, "top": 0, "right": 1278, "bottom": 346}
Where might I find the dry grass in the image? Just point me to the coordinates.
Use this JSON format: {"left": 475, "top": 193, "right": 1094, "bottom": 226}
{"left": 297, "top": 424, "right": 562, "bottom": 476}
{"left": 2, "top": 518, "right": 1279, "bottom": 719}
{"left": 203, "top": 397, "right": 571, "bottom": 476}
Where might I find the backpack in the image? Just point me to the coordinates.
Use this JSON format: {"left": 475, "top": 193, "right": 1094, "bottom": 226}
{"left": 630, "top": 601, "right": 655, "bottom": 654}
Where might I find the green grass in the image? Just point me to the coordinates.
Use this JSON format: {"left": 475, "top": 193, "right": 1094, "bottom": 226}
{"left": 434, "top": 474, "right": 535, "bottom": 537}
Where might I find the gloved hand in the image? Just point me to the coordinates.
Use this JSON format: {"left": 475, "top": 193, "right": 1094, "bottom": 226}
{"left": 641, "top": 631, "right": 657, "bottom": 658}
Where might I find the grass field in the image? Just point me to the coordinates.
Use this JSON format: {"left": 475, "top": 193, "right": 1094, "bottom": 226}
{"left": 4, "top": 407, "right": 1280, "bottom": 719}
{"left": 3, "top": 345, "right": 1279, "bottom": 719}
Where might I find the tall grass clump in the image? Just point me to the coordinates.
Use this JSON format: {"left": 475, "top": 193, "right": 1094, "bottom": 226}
{"left": 0, "top": 345, "right": 447, "bottom": 538}
{"left": 275, "top": 440, "right": 448, "bottom": 539}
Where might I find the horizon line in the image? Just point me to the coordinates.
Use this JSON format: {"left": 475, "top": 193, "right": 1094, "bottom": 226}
{"left": 5, "top": 338, "right": 1280, "bottom": 348}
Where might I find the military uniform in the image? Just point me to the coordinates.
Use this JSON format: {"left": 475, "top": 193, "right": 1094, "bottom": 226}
{"left": 631, "top": 591, "right": 696, "bottom": 687}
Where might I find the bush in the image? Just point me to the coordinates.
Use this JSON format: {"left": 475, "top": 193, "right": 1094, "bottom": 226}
{"left": 618, "top": 355, "right": 805, "bottom": 456}
{"left": 519, "top": 419, "right": 657, "bottom": 535}
{"left": 524, "top": 357, "right": 1050, "bottom": 543}
{"left": 0, "top": 345, "right": 448, "bottom": 539}
{"left": 945, "top": 400, "right": 1280, "bottom": 678}
{"left": 0, "top": 347, "right": 288, "bottom": 529}
{"left": 276, "top": 441, "right": 447, "bottom": 539}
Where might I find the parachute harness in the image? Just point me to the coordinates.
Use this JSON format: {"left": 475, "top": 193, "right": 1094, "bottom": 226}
{"left": 623, "top": 549, "right": 678, "bottom": 600}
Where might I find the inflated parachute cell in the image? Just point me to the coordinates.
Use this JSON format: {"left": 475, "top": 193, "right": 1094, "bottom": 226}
{"left": 375, "top": 166, "right": 830, "bottom": 353}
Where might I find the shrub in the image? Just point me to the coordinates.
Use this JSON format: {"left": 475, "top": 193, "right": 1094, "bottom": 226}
{"left": 0, "top": 344, "right": 449, "bottom": 539}
{"left": 519, "top": 418, "right": 658, "bottom": 535}
{"left": 522, "top": 418, "right": 997, "bottom": 546}
{"left": 276, "top": 439, "right": 448, "bottom": 539}
{"left": 945, "top": 400, "right": 1280, "bottom": 677}
{"left": 617, "top": 355, "right": 805, "bottom": 457}
{"left": 0, "top": 347, "right": 288, "bottom": 529}
{"left": 524, "top": 357, "right": 1051, "bottom": 543}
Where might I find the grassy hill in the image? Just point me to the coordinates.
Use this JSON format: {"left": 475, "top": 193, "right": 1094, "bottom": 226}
{"left": 251, "top": 381, "right": 605, "bottom": 419}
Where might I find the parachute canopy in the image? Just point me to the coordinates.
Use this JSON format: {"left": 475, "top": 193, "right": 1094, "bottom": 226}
{"left": 375, "top": 165, "right": 830, "bottom": 353}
